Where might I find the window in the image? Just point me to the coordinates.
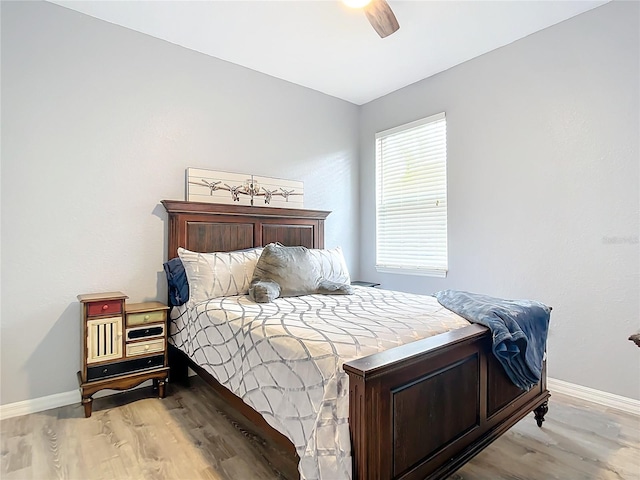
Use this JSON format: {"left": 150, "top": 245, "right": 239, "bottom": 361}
{"left": 375, "top": 112, "right": 448, "bottom": 277}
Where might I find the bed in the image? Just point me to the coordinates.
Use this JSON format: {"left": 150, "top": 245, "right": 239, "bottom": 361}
{"left": 161, "top": 199, "right": 550, "bottom": 480}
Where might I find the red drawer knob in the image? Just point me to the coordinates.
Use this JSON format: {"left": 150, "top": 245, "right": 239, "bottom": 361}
{"left": 102, "top": 304, "right": 108, "bottom": 311}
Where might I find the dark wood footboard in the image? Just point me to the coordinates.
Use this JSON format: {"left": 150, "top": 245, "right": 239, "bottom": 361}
{"left": 343, "top": 324, "right": 549, "bottom": 480}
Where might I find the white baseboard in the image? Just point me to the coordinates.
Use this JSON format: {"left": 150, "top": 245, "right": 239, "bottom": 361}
{"left": 0, "top": 390, "right": 80, "bottom": 421}
{"left": 0, "top": 380, "right": 153, "bottom": 421}
{"left": 2, "top": 377, "right": 638, "bottom": 421}
{"left": 548, "top": 377, "right": 640, "bottom": 416}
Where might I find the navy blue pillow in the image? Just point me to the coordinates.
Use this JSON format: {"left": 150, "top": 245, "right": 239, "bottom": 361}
{"left": 163, "top": 257, "right": 189, "bottom": 306}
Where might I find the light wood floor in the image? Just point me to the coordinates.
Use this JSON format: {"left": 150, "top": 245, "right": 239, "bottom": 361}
{"left": 2, "top": 378, "right": 638, "bottom": 480}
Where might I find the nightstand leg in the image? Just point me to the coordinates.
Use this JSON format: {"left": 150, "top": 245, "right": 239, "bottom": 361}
{"left": 82, "top": 396, "right": 93, "bottom": 418}
{"left": 158, "top": 380, "right": 166, "bottom": 399}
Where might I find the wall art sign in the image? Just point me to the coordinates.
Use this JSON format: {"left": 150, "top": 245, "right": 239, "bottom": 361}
{"left": 186, "top": 168, "right": 304, "bottom": 209}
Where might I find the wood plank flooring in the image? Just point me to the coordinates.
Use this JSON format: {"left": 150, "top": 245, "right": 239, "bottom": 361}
{"left": 2, "top": 378, "right": 638, "bottom": 480}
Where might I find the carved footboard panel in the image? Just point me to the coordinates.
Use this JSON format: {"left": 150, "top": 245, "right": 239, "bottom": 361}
{"left": 344, "top": 324, "right": 549, "bottom": 480}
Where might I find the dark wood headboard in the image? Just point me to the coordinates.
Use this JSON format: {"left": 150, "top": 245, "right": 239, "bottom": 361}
{"left": 161, "top": 200, "right": 330, "bottom": 259}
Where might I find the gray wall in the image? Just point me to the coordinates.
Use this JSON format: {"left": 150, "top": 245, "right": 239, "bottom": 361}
{"left": 359, "top": 1, "right": 639, "bottom": 400}
{"left": 0, "top": 1, "right": 359, "bottom": 405}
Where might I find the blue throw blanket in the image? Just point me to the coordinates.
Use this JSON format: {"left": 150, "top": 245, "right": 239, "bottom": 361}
{"left": 434, "top": 290, "right": 551, "bottom": 390}
{"left": 163, "top": 257, "right": 189, "bottom": 307}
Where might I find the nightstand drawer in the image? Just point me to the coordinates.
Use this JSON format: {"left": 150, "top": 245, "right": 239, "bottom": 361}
{"left": 87, "top": 300, "right": 122, "bottom": 316}
{"left": 127, "top": 310, "right": 166, "bottom": 326}
{"left": 86, "top": 354, "right": 164, "bottom": 381}
{"left": 126, "top": 324, "right": 165, "bottom": 341}
{"left": 126, "top": 339, "right": 165, "bottom": 357}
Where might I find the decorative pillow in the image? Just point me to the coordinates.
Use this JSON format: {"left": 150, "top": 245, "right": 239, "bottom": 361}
{"left": 249, "top": 244, "right": 353, "bottom": 303}
{"left": 163, "top": 257, "right": 189, "bottom": 306}
{"left": 308, "top": 246, "right": 351, "bottom": 284}
{"left": 178, "top": 247, "right": 263, "bottom": 305}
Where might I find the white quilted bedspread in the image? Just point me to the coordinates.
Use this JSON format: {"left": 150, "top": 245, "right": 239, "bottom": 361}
{"left": 170, "top": 286, "right": 470, "bottom": 480}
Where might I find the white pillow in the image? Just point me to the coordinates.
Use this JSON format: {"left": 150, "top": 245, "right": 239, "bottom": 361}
{"left": 308, "top": 246, "right": 351, "bottom": 285}
{"left": 177, "top": 247, "right": 263, "bottom": 305}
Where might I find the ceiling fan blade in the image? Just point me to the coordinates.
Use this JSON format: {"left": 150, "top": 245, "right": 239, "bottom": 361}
{"left": 364, "top": 0, "right": 399, "bottom": 38}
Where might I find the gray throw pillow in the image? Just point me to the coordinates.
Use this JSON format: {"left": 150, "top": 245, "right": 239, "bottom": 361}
{"left": 249, "top": 244, "right": 353, "bottom": 303}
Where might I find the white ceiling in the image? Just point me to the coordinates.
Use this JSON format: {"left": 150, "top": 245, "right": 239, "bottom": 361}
{"left": 50, "top": 0, "right": 609, "bottom": 105}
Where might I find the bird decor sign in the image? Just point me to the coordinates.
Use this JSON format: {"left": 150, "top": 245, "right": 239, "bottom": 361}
{"left": 186, "top": 168, "right": 304, "bottom": 209}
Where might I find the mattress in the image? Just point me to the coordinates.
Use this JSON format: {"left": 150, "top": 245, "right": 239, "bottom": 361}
{"left": 170, "top": 286, "right": 470, "bottom": 480}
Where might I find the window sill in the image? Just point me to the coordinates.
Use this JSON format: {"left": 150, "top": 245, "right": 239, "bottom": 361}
{"left": 375, "top": 266, "right": 447, "bottom": 278}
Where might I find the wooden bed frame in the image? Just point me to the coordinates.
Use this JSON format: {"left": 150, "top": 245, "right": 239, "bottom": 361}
{"left": 162, "top": 200, "right": 550, "bottom": 480}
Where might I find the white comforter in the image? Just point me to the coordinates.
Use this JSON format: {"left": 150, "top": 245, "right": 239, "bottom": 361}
{"left": 170, "top": 287, "right": 470, "bottom": 480}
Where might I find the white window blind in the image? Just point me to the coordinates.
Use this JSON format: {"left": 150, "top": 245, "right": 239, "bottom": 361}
{"left": 375, "top": 112, "right": 448, "bottom": 277}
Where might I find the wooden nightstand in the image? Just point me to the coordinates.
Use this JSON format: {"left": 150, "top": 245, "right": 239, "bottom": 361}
{"left": 77, "top": 293, "right": 169, "bottom": 418}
